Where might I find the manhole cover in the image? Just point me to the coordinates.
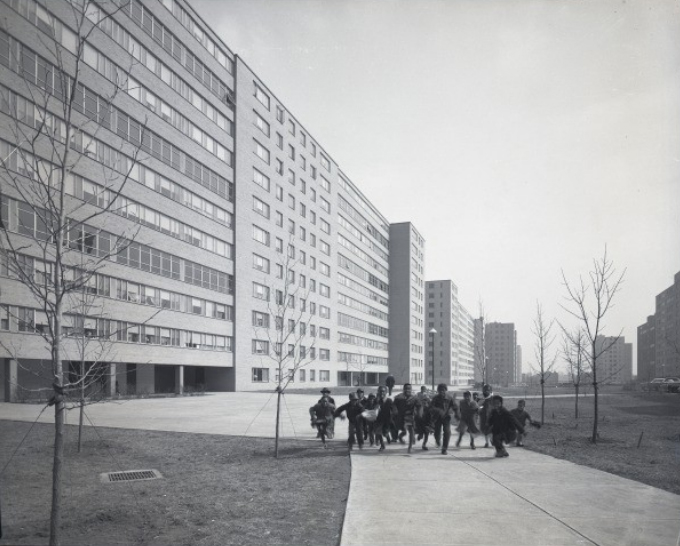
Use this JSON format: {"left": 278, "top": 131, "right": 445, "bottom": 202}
{"left": 100, "top": 469, "right": 163, "bottom": 483}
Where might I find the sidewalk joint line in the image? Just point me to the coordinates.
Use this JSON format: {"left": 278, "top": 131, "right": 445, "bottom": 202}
{"left": 451, "top": 454, "right": 601, "bottom": 546}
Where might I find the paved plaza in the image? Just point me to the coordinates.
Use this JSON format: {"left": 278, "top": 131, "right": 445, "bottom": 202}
{"left": 2, "top": 392, "right": 680, "bottom": 546}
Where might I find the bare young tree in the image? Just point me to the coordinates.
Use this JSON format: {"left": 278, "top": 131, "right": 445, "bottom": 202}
{"left": 561, "top": 327, "right": 586, "bottom": 419}
{"left": 531, "top": 302, "right": 557, "bottom": 425}
{"left": 0, "top": 3, "right": 149, "bottom": 543}
{"left": 561, "top": 247, "right": 626, "bottom": 443}
{"left": 252, "top": 249, "right": 317, "bottom": 458}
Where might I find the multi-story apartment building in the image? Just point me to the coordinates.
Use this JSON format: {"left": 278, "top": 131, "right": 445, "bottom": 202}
{"left": 0, "top": 0, "right": 420, "bottom": 399}
{"left": 637, "top": 316, "right": 656, "bottom": 381}
{"left": 388, "top": 223, "right": 425, "bottom": 385}
{"left": 486, "top": 322, "right": 517, "bottom": 388}
{"left": 425, "top": 279, "right": 475, "bottom": 387}
{"left": 594, "top": 336, "right": 633, "bottom": 384}
{"left": 638, "top": 271, "right": 680, "bottom": 381}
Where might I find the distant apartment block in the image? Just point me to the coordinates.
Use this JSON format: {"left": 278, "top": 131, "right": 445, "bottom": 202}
{"left": 425, "top": 279, "right": 475, "bottom": 386}
{"left": 637, "top": 271, "right": 680, "bottom": 381}
{"left": 595, "top": 336, "right": 633, "bottom": 384}
{"left": 388, "top": 223, "right": 425, "bottom": 385}
{"left": 486, "top": 322, "right": 517, "bottom": 388}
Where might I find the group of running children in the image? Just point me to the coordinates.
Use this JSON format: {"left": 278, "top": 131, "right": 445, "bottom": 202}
{"left": 309, "top": 383, "right": 540, "bottom": 458}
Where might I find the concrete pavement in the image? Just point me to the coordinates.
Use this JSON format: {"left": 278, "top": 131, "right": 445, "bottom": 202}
{"left": 2, "top": 392, "right": 680, "bottom": 546}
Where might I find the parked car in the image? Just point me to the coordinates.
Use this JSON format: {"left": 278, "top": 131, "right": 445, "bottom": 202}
{"left": 643, "top": 377, "right": 680, "bottom": 392}
{"left": 643, "top": 378, "right": 667, "bottom": 392}
{"left": 662, "top": 377, "right": 680, "bottom": 393}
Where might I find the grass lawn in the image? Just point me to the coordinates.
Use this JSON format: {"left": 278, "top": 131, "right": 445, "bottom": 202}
{"left": 515, "top": 391, "right": 680, "bottom": 495}
{"left": 0, "top": 421, "right": 350, "bottom": 546}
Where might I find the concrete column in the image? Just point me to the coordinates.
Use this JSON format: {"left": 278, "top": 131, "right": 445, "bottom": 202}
{"left": 175, "top": 365, "right": 184, "bottom": 395}
{"left": 4, "top": 358, "right": 18, "bottom": 402}
{"left": 108, "top": 363, "right": 117, "bottom": 398}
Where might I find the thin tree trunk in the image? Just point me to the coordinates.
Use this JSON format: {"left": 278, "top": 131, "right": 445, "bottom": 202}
{"left": 78, "top": 359, "right": 84, "bottom": 453}
{"left": 50, "top": 312, "right": 64, "bottom": 546}
{"left": 540, "top": 381, "right": 545, "bottom": 424}
{"left": 591, "top": 355, "right": 598, "bottom": 443}
{"left": 575, "top": 384, "right": 579, "bottom": 420}
{"left": 275, "top": 390, "right": 281, "bottom": 459}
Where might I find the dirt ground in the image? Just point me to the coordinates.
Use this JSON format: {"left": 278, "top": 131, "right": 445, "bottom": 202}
{"left": 516, "top": 391, "right": 680, "bottom": 495}
{"left": 0, "top": 422, "right": 350, "bottom": 546}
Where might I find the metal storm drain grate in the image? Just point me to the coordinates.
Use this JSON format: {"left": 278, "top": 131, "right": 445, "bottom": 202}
{"left": 101, "top": 469, "right": 163, "bottom": 483}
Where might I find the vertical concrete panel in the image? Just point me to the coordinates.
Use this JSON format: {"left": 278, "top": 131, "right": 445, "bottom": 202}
{"left": 3, "top": 358, "right": 18, "bottom": 402}
{"left": 136, "top": 364, "right": 155, "bottom": 395}
{"left": 204, "top": 366, "right": 231, "bottom": 391}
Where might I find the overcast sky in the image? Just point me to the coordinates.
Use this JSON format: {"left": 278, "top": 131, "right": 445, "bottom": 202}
{"left": 193, "top": 0, "right": 680, "bottom": 375}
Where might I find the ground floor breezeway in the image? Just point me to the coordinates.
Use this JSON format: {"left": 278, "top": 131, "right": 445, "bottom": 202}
{"left": 1, "top": 358, "right": 390, "bottom": 402}
{"left": 0, "top": 358, "right": 232, "bottom": 402}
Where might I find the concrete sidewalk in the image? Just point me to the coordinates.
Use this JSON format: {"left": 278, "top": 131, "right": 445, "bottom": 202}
{"left": 3, "top": 393, "right": 680, "bottom": 546}
{"left": 341, "top": 445, "right": 680, "bottom": 546}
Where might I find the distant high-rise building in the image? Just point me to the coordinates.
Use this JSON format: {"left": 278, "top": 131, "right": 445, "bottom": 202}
{"left": 388, "top": 223, "right": 425, "bottom": 385}
{"left": 637, "top": 316, "right": 656, "bottom": 381}
{"left": 425, "top": 280, "right": 475, "bottom": 387}
{"left": 595, "top": 336, "right": 633, "bottom": 384}
{"left": 486, "top": 322, "right": 517, "bottom": 388}
{"left": 637, "top": 271, "right": 680, "bottom": 380}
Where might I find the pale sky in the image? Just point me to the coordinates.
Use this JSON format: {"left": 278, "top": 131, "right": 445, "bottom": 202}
{"left": 193, "top": 0, "right": 680, "bottom": 375}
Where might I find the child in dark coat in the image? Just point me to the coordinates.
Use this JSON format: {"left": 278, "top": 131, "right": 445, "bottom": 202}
{"left": 456, "top": 391, "right": 480, "bottom": 449}
{"left": 334, "top": 393, "right": 365, "bottom": 450}
{"left": 510, "top": 399, "right": 537, "bottom": 447}
{"left": 487, "top": 395, "right": 525, "bottom": 458}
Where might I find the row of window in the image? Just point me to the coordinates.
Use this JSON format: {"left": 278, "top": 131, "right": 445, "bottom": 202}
{"left": 338, "top": 253, "right": 389, "bottom": 294}
{"left": 337, "top": 292, "right": 388, "bottom": 322}
{"left": 0, "top": 140, "right": 232, "bottom": 259}
{"left": 253, "top": 168, "right": 327, "bottom": 229}
{"left": 116, "top": 0, "right": 232, "bottom": 99}
{"left": 0, "top": 306, "right": 232, "bottom": 351}
{"left": 337, "top": 273, "right": 388, "bottom": 308}
{"left": 253, "top": 113, "right": 333, "bottom": 194}
{"left": 251, "top": 311, "right": 330, "bottom": 338}
{"left": 338, "top": 233, "right": 388, "bottom": 277}
{"left": 338, "top": 352, "right": 388, "bottom": 367}
{"left": 0, "top": 32, "right": 232, "bottom": 198}
{"left": 1, "top": 196, "right": 233, "bottom": 295}
{"left": 337, "top": 312, "right": 389, "bottom": 339}
{"left": 338, "top": 331, "right": 388, "bottom": 351}
{"left": 252, "top": 367, "right": 330, "bottom": 383}
{"left": 158, "top": 0, "right": 234, "bottom": 75}
{"left": 338, "top": 215, "right": 388, "bottom": 262}
{"left": 81, "top": 1, "right": 232, "bottom": 132}
{"left": 0, "top": 251, "right": 232, "bottom": 321}
{"left": 251, "top": 340, "right": 330, "bottom": 361}
{"left": 253, "top": 84, "right": 331, "bottom": 174}
{"left": 251, "top": 222, "right": 330, "bottom": 258}
{"left": 338, "top": 194, "right": 389, "bottom": 250}
{"left": 0, "top": 94, "right": 234, "bottom": 234}
{"left": 251, "top": 282, "right": 331, "bottom": 318}
{"left": 337, "top": 176, "right": 390, "bottom": 234}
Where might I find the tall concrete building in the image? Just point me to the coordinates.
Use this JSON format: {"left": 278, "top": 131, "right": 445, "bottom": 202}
{"left": 388, "top": 223, "right": 425, "bottom": 385}
{"left": 595, "top": 336, "right": 633, "bottom": 384}
{"left": 425, "top": 279, "right": 475, "bottom": 387}
{"left": 486, "top": 322, "right": 517, "bottom": 388}
{"left": 637, "top": 316, "right": 656, "bottom": 381}
{"left": 0, "top": 0, "right": 420, "bottom": 399}
{"left": 637, "top": 271, "right": 680, "bottom": 381}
